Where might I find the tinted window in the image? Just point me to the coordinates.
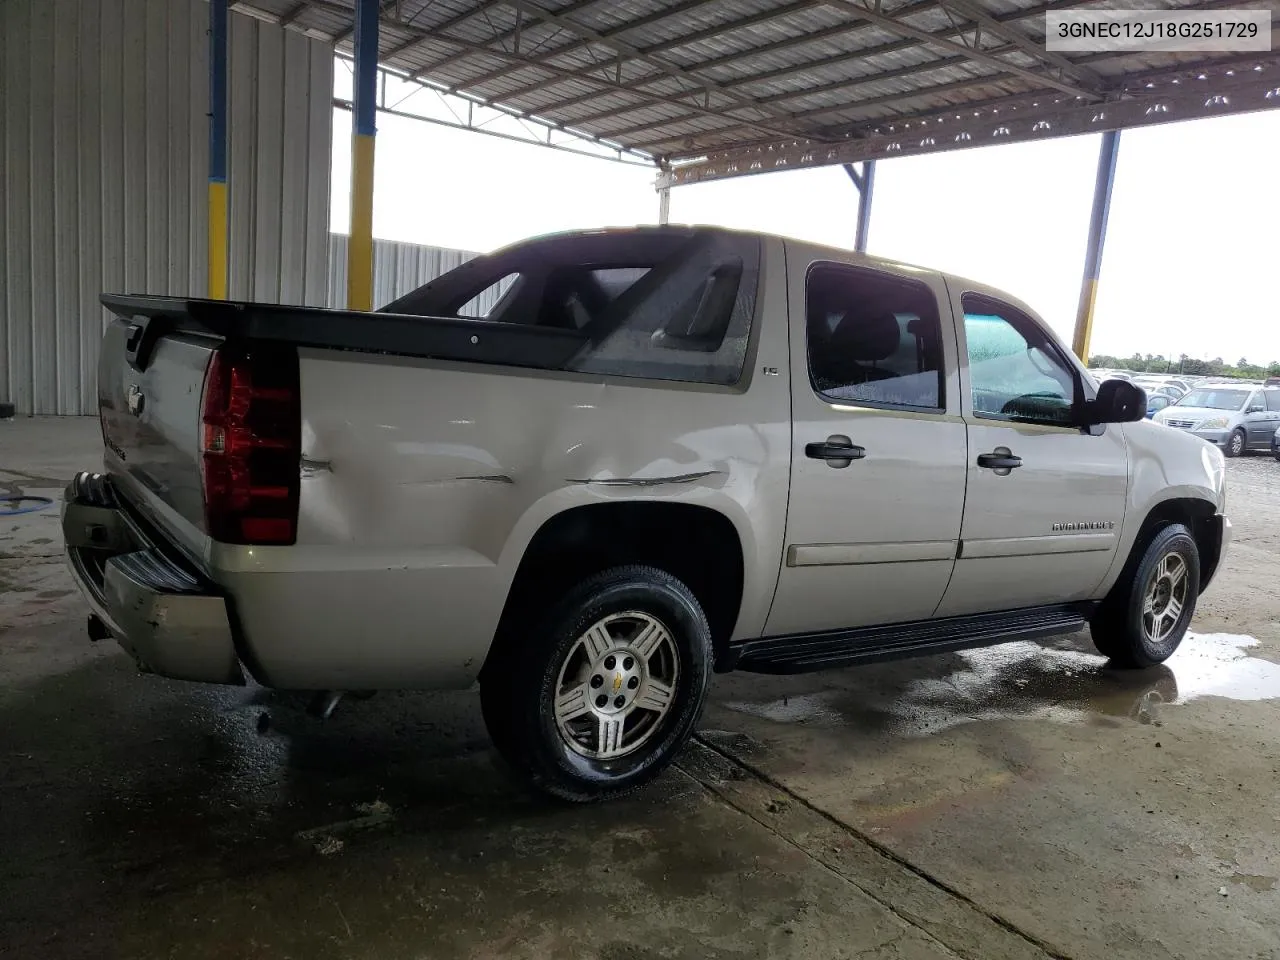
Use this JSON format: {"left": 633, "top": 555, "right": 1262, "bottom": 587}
{"left": 1148, "top": 395, "right": 1171, "bottom": 413}
{"left": 1266, "top": 390, "right": 1280, "bottom": 412}
{"left": 457, "top": 273, "right": 520, "bottom": 318}
{"left": 385, "top": 230, "right": 759, "bottom": 386}
{"left": 962, "top": 294, "right": 1077, "bottom": 426}
{"left": 806, "top": 265, "right": 944, "bottom": 409}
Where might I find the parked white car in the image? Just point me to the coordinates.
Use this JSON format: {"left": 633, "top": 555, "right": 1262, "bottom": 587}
{"left": 63, "top": 227, "right": 1231, "bottom": 800}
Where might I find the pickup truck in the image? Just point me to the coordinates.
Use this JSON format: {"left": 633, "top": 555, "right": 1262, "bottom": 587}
{"left": 63, "top": 226, "right": 1231, "bottom": 801}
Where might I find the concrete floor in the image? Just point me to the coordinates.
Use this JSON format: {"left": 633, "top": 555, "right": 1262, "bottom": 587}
{"left": 2, "top": 416, "right": 1278, "bottom": 960}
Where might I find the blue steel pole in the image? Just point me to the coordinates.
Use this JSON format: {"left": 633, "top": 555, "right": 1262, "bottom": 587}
{"left": 854, "top": 159, "right": 876, "bottom": 254}
{"left": 1072, "top": 130, "right": 1121, "bottom": 362}
{"left": 346, "top": 0, "right": 379, "bottom": 311}
{"left": 208, "top": 0, "right": 228, "bottom": 299}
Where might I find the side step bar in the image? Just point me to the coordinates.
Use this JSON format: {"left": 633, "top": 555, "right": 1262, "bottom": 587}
{"left": 734, "top": 603, "right": 1097, "bottom": 675}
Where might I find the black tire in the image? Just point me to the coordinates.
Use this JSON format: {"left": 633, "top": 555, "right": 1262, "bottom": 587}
{"left": 1225, "top": 428, "right": 1246, "bottom": 458}
{"left": 480, "top": 565, "right": 712, "bottom": 802}
{"left": 1090, "top": 523, "right": 1199, "bottom": 668}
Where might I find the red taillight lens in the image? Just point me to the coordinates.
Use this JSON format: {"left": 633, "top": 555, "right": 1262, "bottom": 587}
{"left": 200, "top": 344, "right": 300, "bottom": 545}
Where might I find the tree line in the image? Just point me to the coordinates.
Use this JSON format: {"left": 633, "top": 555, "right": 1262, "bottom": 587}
{"left": 1087, "top": 354, "right": 1280, "bottom": 379}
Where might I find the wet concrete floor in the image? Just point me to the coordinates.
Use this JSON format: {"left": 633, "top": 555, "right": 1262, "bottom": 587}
{"left": 2, "top": 417, "right": 1279, "bottom": 960}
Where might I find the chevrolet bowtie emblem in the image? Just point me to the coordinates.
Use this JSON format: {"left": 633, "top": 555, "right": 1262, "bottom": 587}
{"left": 612, "top": 673, "right": 623, "bottom": 693}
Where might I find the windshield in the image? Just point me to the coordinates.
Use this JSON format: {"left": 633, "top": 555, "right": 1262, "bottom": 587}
{"left": 1176, "top": 389, "right": 1250, "bottom": 410}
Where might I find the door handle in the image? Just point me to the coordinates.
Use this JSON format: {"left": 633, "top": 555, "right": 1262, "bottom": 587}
{"left": 977, "top": 452, "right": 1022, "bottom": 470}
{"left": 805, "top": 435, "right": 866, "bottom": 468}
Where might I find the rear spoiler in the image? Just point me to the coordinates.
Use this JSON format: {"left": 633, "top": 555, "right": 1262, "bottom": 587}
{"left": 101, "top": 294, "right": 587, "bottom": 373}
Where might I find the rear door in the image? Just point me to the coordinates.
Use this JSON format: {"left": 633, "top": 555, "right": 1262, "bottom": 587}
{"left": 764, "top": 255, "right": 967, "bottom": 637}
{"left": 935, "top": 288, "right": 1128, "bottom": 618}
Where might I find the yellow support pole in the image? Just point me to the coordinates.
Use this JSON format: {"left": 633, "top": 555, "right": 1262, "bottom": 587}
{"left": 345, "top": 0, "right": 379, "bottom": 311}
{"left": 207, "top": 0, "right": 228, "bottom": 300}
{"left": 346, "top": 133, "right": 376, "bottom": 311}
{"left": 1072, "top": 131, "right": 1120, "bottom": 362}
{"left": 208, "top": 181, "right": 228, "bottom": 300}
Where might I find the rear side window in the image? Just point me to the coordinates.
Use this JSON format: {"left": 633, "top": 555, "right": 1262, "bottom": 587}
{"left": 457, "top": 273, "right": 520, "bottom": 318}
{"left": 389, "top": 231, "right": 759, "bottom": 386}
{"left": 573, "top": 234, "right": 758, "bottom": 385}
{"left": 805, "top": 264, "right": 945, "bottom": 410}
{"left": 1265, "top": 389, "right": 1280, "bottom": 412}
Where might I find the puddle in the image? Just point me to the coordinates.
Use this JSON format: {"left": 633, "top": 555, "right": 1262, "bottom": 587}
{"left": 723, "top": 633, "right": 1280, "bottom": 737}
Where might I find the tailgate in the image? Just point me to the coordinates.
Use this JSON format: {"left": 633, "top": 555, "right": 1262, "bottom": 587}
{"left": 98, "top": 314, "right": 217, "bottom": 558}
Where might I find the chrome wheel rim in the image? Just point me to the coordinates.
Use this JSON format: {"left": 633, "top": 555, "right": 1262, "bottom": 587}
{"left": 1142, "top": 552, "right": 1189, "bottom": 644}
{"left": 553, "top": 611, "right": 679, "bottom": 760}
{"left": 1230, "top": 432, "right": 1245, "bottom": 456}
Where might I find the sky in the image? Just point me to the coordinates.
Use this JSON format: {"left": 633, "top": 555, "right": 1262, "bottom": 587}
{"left": 331, "top": 99, "right": 1280, "bottom": 365}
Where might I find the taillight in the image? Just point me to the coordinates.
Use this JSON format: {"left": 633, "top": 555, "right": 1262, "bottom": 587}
{"left": 200, "top": 344, "right": 300, "bottom": 545}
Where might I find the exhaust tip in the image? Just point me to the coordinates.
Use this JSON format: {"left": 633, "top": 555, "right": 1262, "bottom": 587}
{"left": 87, "top": 614, "right": 111, "bottom": 642}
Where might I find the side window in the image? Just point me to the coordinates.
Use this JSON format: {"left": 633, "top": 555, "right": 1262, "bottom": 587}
{"left": 962, "top": 294, "right": 1077, "bottom": 426}
{"left": 571, "top": 234, "right": 760, "bottom": 386}
{"left": 536, "top": 266, "right": 651, "bottom": 330}
{"left": 1266, "top": 390, "right": 1280, "bottom": 412}
{"left": 457, "top": 273, "right": 521, "bottom": 319}
{"left": 805, "top": 264, "right": 945, "bottom": 410}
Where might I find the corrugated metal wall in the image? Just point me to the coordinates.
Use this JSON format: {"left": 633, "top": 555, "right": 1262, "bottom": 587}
{"left": 327, "top": 235, "right": 482, "bottom": 310}
{"left": 0, "top": 0, "right": 332, "bottom": 415}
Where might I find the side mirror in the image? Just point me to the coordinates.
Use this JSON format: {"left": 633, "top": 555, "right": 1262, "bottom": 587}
{"left": 1248, "top": 404, "right": 1265, "bottom": 414}
{"left": 1085, "top": 379, "right": 1146, "bottom": 425}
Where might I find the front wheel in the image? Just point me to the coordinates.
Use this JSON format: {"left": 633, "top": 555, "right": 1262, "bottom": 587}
{"left": 1226, "top": 428, "right": 1246, "bottom": 458}
{"left": 1091, "top": 524, "right": 1199, "bottom": 668}
{"left": 481, "top": 565, "right": 712, "bottom": 802}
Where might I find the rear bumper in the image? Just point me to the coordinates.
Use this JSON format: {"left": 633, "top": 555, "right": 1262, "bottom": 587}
{"left": 62, "top": 472, "right": 244, "bottom": 685}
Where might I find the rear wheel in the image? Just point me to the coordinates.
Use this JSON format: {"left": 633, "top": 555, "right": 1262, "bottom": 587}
{"left": 1226, "top": 428, "right": 1246, "bottom": 458}
{"left": 481, "top": 565, "right": 712, "bottom": 802}
{"left": 1091, "top": 524, "right": 1199, "bottom": 668}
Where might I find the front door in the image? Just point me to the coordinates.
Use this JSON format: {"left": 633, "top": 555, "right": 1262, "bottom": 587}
{"left": 765, "top": 258, "right": 968, "bottom": 637}
{"left": 935, "top": 288, "right": 1129, "bottom": 618}
{"left": 1244, "top": 389, "right": 1280, "bottom": 449}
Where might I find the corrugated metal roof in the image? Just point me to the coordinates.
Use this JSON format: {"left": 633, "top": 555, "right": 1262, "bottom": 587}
{"left": 240, "top": 0, "right": 1280, "bottom": 182}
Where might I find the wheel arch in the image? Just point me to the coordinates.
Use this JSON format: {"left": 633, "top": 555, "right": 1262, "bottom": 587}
{"left": 1105, "top": 496, "right": 1222, "bottom": 599}
{"left": 485, "top": 501, "right": 747, "bottom": 677}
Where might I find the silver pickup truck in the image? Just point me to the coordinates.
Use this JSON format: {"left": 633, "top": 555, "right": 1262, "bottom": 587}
{"left": 63, "top": 226, "right": 1230, "bottom": 801}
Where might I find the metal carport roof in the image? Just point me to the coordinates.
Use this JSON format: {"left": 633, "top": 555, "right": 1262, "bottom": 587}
{"left": 234, "top": 0, "right": 1280, "bottom": 182}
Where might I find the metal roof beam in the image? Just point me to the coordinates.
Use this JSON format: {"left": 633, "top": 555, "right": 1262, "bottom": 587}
{"left": 494, "top": 0, "right": 813, "bottom": 134}
{"left": 663, "top": 65, "right": 1280, "bottom": 185}
{"left": 302, "top": 0, "right": 804, "bottom": 142}
{"left": 608, "top": 0, "right": 1254, "bottom": 147}
{"left": 608, "top": 61, "right": 1020, "bottom": 145}
{"left": 458, "top": 0, "right": 770, "bottom": 100}
{"left": 548, "top": 0, "right": 1083, "bottom": 122}
{"left": 503, "top": 0, "right": 907, "bottom": 119}
{"left": 279, "top": 1, "right": 312, "bottom": 27}
{"left": 559, "top": 0, "right": 1089, "bottom": 135}
{"left": 334, "top": 0, "right": 397, "bottom": 46}
{"left": 384, "top": 0, "right": 506, "bottom": 71}
{"left": 935, "top": 0, "right": 1104, "bottom": 89}
{"left": 815, "top": 0, "right": 1099, "bottom": 99}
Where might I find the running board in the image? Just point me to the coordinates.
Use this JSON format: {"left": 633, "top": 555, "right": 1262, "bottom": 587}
{"left": 734, "top": 603, "right": 1097, "bottom": 675}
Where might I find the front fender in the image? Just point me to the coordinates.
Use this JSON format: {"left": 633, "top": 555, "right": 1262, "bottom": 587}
{"left": 1095, "top": 419, "right": 1226, "bottom": 597}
